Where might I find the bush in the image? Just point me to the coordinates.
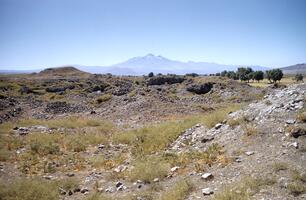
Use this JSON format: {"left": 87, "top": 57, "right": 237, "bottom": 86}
{"left": 148, "top": 72, "right": 154, "bottom": 77}
{"left": 294, "top": 73, "right": 303, "bottom": 82}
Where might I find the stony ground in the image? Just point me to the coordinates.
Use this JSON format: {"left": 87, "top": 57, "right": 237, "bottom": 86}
{"left": 0, "top": 68, "right": 305, "bottom": 200}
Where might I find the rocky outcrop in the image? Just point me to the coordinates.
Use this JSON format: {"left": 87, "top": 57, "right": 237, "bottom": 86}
{"left": 147, "top": 75, "right": 185, "bottom": 85}
{"left": 186, "top": 82, "right": 214, "bottom": 94}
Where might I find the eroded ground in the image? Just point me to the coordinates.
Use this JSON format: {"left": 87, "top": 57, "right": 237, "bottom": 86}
{"left": 0, "top": 69, "right": 305, "bottom": 200}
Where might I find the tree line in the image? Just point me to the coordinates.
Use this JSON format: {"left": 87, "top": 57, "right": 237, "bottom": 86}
{"left": 220, "top": 68, "right": 285, "bottom": 83}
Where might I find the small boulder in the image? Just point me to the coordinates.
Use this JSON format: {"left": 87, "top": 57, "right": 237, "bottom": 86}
{"left": 245, "top": 151, "right": 254, "bottom": 156}
{"left": 170, "top": 166, "right": 180, "bottom": 172}
{"left": 201, "top": 173, "right": 214, "bottom": 180}
{"left": 202, "top": 188, "right": 214, "bottom": 195}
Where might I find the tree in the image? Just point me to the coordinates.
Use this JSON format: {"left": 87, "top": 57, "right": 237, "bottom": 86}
{"left": 253, "top": 71, "right": 264, "bottom": 82}
{"left": 185, "top": 73, "right": 199, "bottom": 77}
{"left": 237, "top": 67, "right": 253, "bottom": 82}
{"left": 148, "top": 72, "right": 154, "bottom": 77}
{"left": 266, "top": 69, "right": 283, "bottom": 83}
{"left": 227, "top": 71, "right": 238, "bottom": 80}
{"left": 294, "top": 73, "right": 303, "bottom": 82}
{"left": 220, "top": 70, "right": 228, "bottom": 77}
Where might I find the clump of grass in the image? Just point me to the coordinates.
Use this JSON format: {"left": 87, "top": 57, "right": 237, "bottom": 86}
{"left": 7, "top": 117, "right": 114, "bottom": 130}
{"left": 272, "top": 162, "right": 288, "bottom": 172}
{"left": 242, "top": 124, "right": 258, "bottom": 136}
{"left": 212, "top": 176, "right": 276, "bottom": 200}
{"left": 56, "top": 177, "right": 80, "bottom": 191}
{"left": 291, "top": 170, "right": 306, "bottom": 183}
{"left": 90, "top": 153, "right": 127, "bottom": 170}
{"left": 227, "top": 115, "right": 249, "bottom": 128}
{"left": 296, "top": 109, "right": 306, "bottom": 123}
{"left": 28, "top": 133, "right": 62, "bottom": 155}
{"left": 0, "top": 178, "right": 58, "bottom": 200}
{"left": 129, "top": 156, "right": 170, "bottom": 183}
{"left": 112, "top": 120, "right": 195, "bottom": 155}
{"left": 287, "top": 182, "right": 306, "bottom": 196}
{"left": 128, "top": 90, "right": 136, "bottom": 98}
{"left": 64, "top": 130, "right": 110, "bottom": 152}
{"left": 0, "top": 149, "right": 11, "bottom": 161}
{"left": 65, "top": 135, "right": 87, "bottom": 152}
{"left": 162, "top": 143, "right": 227, "bottom": 171}
{"left": 159, "top": 179, "right": 193, "bottom": 200}
{"left": 96, "top": 94, "right": 112, "bottom": 104}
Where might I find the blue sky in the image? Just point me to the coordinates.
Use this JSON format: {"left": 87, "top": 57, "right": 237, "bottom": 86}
{"left": 0, "top": 0, "right": 305, "bottom": 70}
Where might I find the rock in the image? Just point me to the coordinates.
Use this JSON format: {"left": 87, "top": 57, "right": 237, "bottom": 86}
{"left": 105, "top": 186, "right": 114, "bottom": 193}
{"left": 80, "top": 187, "right": 89, "bottom": 194}
{"left": 73, "top": 188, "right": 80, "bottom": 193}
{"left": 116, "top": 181, "right": 123, "bottom": 188}
{"left": 170, "top": 166, "right": 180, "bottom": 172}
{"left": 114, "top": 165, "right": 127, "bottom": 173}
{"left": 235, "top": 157, "right": 243, "bottom": 163}
{"left": 201, "top": 173, "right": 214, "bottom": 180}
{"left": 14, "top": 127, "right": 30, "bottom": 135}
{"left": 245, "top": 151, "right": 255, "bottom": 156}
{"left": 59, "top": 188, "right": 67, "bottom": 195}
{"left": 202, "top": 188, "right": 214, "bottom": 195}
{"left": 42, "top": 175, "right": 53, "bottom": 180}
{"left": 117, "top": 185, "right": 126, "bottom": 191}
{"left": 147, "top": 75, "right": 185, "bottom": 86}
{"left": 289, "top": 142, "right": 298, "bottom": 149}
{"left": 153, "top": 178, "right": 159, "bottom": 182}
{"left": 66, "top": 172, "right": 75, "bottom": 177}
{"left": 215, "top": 123, "right": 222, "bottom": 129}
{"left": 286, "top": 119, "right": 296, "bottom": 124}
{"left": 290, "top": 128, "right": 306, "bottom": 138}
{"left": 187, "top": 82, "right": 214, "bottom": 94}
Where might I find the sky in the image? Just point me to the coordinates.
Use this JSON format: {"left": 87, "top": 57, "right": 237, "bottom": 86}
{"left": 0, "top": 0, "right": 305, "bottom": 70}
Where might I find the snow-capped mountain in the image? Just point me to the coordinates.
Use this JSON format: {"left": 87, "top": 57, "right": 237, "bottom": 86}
{"left": 77, "top": 54, "right": 269, "bottom": 75}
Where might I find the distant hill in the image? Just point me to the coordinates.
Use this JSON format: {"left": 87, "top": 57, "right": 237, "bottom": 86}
{"left": 37, "top": 66, "right": 90, "bottom": 77}
{"left": 77, "top": 54, "right": 269, "bottom": 75}
{"left": 280, "top": 63, "right": 306, "bottom": 74}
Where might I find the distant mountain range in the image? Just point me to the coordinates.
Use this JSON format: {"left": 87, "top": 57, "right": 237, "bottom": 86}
{"left": 76, "top": 54, "right": 269, "bottom": 75}
{"left": 0, "top": 54, "right": 305, "bottom": 75}
{"left": 280, "top": 63, "right": 306, "bottom": 74}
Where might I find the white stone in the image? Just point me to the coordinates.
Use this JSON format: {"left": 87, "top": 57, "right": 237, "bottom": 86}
{"left": 245, "top": 151, "right": 255, "bottom": 156}
{"left": 201, "top": 173, "right": 213, "bottom": 180}
{"left": 202, "top": 188, "right": 214, "bottom": 195}
{"left": 170, "top": 166, "right": 180, "bottom": 172}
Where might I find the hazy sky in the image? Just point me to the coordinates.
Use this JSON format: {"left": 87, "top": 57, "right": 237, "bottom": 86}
{"left": 0, "top": 0, "right": 305, "bottom": 70}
